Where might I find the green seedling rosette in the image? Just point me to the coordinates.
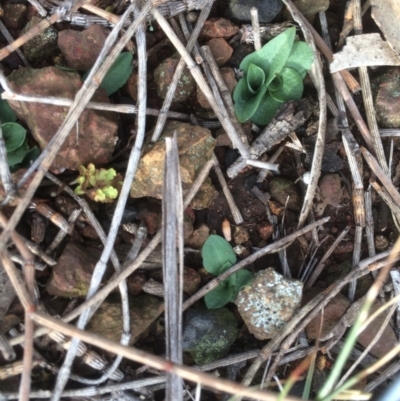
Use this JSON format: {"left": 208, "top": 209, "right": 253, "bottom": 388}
{"left": 233, "top": 27, "right": 314, "bottom": 126}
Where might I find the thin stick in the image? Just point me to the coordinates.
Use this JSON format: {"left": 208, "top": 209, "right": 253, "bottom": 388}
{"left": 305, "top": 226, "right": 350, "bottom": 289}
{"left": 250, "top": 8, "right": 262, "bottom": 50}
{"left": 338, "top": 0, "right": 371, "bottom": 48}
{"left": 353, "top": 0, "right": 388, "bottom": 175}
{"left": 227, "top": 100, "right": 312, "bottom": 178}
{"left": 364, "top": 185, "right": 376, "bottom": 257}
{"left": 49, "top": 4, "right": 143, "bottom": 398}
{"left": 1, "top": 91, "right": 193, "bottom": 121}
{"left": 151, "top": 2, "right": 213, "bottom": 142}
{"left": 0, "top": 20, "right": 30, "bottom": 67}
{"left": 362, "top": 147, "right": 400, "bottom": 206}
{"left": 152, "top": 7, "right": 250, "bottom": 159}
{"left": 163, "top": 136, "right": 184, "bottom": 401}
{"left": 212, "top": 153, "right": 243, "bottom": 224}
{"left": 200, "top": 45, "right": 248, "bottom": 145}
{"left": 369, "top": 178, "right": 400, "bottom": 222}
{"left": 30, "top": 311, "right": 301, "bottom": 401}
{"left": 283, "top": 0, "right": 327, "bottom": 229}
{"left": 0, "top": 123, "right": 15, "bottom": 197}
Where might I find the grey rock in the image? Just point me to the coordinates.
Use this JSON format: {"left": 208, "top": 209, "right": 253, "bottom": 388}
{"left": 225, "top": 0, "right": 283, "bottom": 23}
{"left": 235, "top": 268, "right": 303, "bottom": 339}
{"left": 183, "top": 308, "right": 237, "bottom": 364}
{"left": 22, "top": 16, "right": 58, "bottom": 63}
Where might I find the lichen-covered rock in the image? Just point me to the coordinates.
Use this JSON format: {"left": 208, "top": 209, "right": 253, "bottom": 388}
{"left": 87, "top": 294, "right": 164, "bottom": 344}
{"left": 374, "top": 67, "right": 400, "bottom": 128}
{"left": 235, "top": 268, "right": 303, "bottom": 340}
{"left": 153, "top": 55, "right": 196, "bottom": 102}
{"left": 182, "top": 308, "right": 237, "bottom": 364}
{"left": 7, "top": 67, "right": 118, "bottom": 173}
{"left": 22, "top": 16, "right": 58, "bottom": 63}
{"left": 269, "top": 177, "right": 301, "bottom": 211}
{"left": 46, "top": 242, "right": 108, "bottom": 297}
{"left": 58, "top": 25, "right": 109, "bottom": 71}
{"left": 130, "top": 121, "right": 216, "bottom": 209}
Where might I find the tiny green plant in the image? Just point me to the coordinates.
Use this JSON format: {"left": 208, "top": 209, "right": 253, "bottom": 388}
{"left": 82, "top": 52, "right": 133, "bottom": 96}
{"left": 202, "top": 235, "right": 253, "bottom": 309}
{"left": 0, "top": 98, "right": 39, "bottom": 171}
{"left": 233, "top": 26, "right": 314, "bottom": 126}
{"left": 74, "top": 163, "right": 123, "bottom": 203}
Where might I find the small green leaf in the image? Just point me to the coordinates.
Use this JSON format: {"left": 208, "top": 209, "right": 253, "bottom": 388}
{"left": 269, "top": 67, "right": 303, "bottom": 103}
{"left": 0, "top": 97, "right": 17, "bottom": 124}
{"left": 204, "top": 283, "right": 234, "bottom": 309}
{"left": 96, "top": 167, "right": 116, "bottom": 182}
{"left": 230, "top": 270, "right": 254, "bottom": 302}
{"left": 247, "top": 63, "right": 265, "bottom": 94}
{"left": 74, "top": 163, "right": 122, "bottom": 202}
{"left": 202, "top": 235, "right": 236, "bottom": 275}
{"left": 233, "top": 76, "right": 252, "bottom": 104}
{"left": 20, "top": 146, "right": 39, "bottom": 168}
{"left": 2, "top": 123, "right": 27, "bottom": 152}
{"left": 285, "top": 41, "right": 314, "bottom": 78}
{"left": 250, "top": 93, "right": 283, "bottom": 126}
{"left": 99, "top": 186, "right": 118, "bottom": 201}
{"left": 236, "top": 84, "right": 269, "bottom": 123}
{"left": 101, "top": 52, "right": 133, "bottom": 95}
{"left": 240, "top": 27, "right": 296, "bottom": 85}
{"left": 7, "top": 141, "right": 30, "bottom": 167}
{"left": 268, "top": 75, "right": 283, "bottom": 92}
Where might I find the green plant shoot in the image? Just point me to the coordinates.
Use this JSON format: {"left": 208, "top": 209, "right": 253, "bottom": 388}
{"left": 202, "top": 235, "right": 253, "bottom": 309}
{"left": 0, "top": 98, "right": 39, "bottom": 170}
{"left": 83, "top": 52, "right": 133, "bottom": 96}
{"left": 74, "top": 163, "right": 123, "bottom": 203}
{"left": 233, "top": 27, "right": 314, "bottom": 126}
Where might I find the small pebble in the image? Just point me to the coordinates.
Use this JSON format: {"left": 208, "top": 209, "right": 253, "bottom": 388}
{"left": 375, "top": 235, "right": 390, "bottom": 251}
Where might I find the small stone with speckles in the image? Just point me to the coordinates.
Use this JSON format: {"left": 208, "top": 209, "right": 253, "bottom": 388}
{"left": 235, "top": 268, "right": 303, "bottom": 340}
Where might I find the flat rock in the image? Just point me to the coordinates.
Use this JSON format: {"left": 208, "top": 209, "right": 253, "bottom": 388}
{"left": 153, "top": 55, "right": 196, "bottom": 102}
{"left": 200, "top": 18, "right": 239, "bottom": 40}
{"left": 225, "top": 0, "right": 283, "bottom": 23}
{"left": 22, "top": 16, "right": 58, "bottom": 63}
{"left": 58, "top": 25, "right": 109, "bottom": 71}
{"left": 235, "top": 268, "right": 303, "bottom": 340}
{"left": 303, "top": 287, "right": 350, "bottom": 340}
{"left": 46, "top": 241, "right": 110, "bottom": 297}
{"left": 130, "top": 121, "right": 216, "bottom": 209}
{"left": 87, "top": 294, "right": 164, "bottom": 344}
{"left": 7, "top": 67, "right": 118, "bottom": 173}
